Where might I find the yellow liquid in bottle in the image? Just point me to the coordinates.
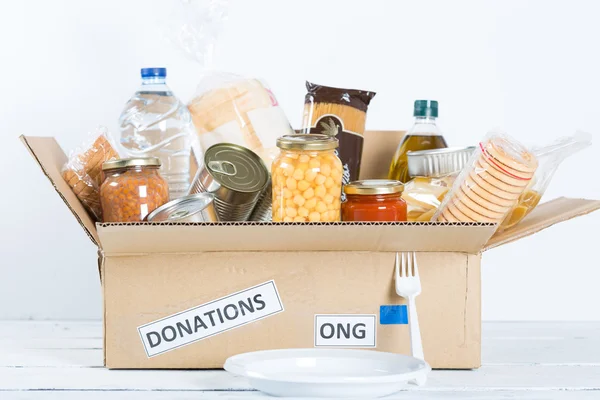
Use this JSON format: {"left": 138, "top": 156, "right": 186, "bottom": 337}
{"left": 388, "top": 134, "right": 448, "bottom": 183}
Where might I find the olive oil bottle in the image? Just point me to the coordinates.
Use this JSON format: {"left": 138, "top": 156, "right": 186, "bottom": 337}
{"left": 388, "top": 100, "right": 448, "bottom": 182}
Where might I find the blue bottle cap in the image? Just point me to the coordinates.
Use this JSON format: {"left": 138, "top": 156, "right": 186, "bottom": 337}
{"left": 141, "top": 68, "right": 167, "bottom": 78}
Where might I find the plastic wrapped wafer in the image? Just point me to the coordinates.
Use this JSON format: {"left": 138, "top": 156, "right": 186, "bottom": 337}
{"left": 61, "top": 127, "right": 120, "bottom": 221}
{"left": 432, "top": 132, "right": 538, "bottom": 231}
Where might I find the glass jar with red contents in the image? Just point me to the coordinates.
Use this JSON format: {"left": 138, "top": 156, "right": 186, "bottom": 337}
{"left": 342, "top": 180, "right": 407, "bottom": 222}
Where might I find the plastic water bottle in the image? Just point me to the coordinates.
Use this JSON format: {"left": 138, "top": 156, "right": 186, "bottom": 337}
{"left": 119, "top": 68, "right": 194, "bottom": 199}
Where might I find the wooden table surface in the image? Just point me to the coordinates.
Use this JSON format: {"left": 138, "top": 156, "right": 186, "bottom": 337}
{"left": 0, "top": 321, "right": 599, "bottom": 399}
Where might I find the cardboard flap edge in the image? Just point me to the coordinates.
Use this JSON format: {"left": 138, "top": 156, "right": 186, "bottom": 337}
{"left": 20, "top": 135, "right": 100, "bottom": 247}
{"left": 484, "top": 197, "right": 600, "bottom": 251}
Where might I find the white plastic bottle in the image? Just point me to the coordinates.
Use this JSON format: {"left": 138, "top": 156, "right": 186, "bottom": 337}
{"left": 119, "top": 68, "right": 194, "bottom": 199}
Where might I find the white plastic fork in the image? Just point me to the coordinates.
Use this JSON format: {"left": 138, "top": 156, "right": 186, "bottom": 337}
{"left": 394, "top": 252, "right": 424, "bottom": 363}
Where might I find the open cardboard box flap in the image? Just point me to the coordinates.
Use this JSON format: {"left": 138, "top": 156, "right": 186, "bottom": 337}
{"left": 21, "top": 134, "right": 600, "bottom": 255}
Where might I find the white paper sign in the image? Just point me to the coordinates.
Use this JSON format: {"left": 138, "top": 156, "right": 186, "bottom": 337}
{"left": 314, "top": 314, "right": 377, "bottom": 348}
{"left": 138, "top": 280, "right": 284, "bottom": 357}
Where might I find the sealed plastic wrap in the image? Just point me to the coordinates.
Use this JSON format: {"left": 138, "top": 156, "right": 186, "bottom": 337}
{"left": 498, "top": 131, "right": 592, "bottom": 231}
{"left": 433, "top": 132, "right": 538, "bottom": 230}
{"left": 402, "top": 147, "right": 475, "bottom": 221}
{"left": 301, "top": 82, "right": 376, "bottom": 186}
{"left": 61, "top": 127, "right": 120, "bottom": 221}
{"left": 188, "top": 72, "right": 295, "bottom": 168}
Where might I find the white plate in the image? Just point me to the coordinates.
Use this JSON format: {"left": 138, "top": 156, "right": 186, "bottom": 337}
{"left": 224, "top": 348, "right": 430, "bottom": 398}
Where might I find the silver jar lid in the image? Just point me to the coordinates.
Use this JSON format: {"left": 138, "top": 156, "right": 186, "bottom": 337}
{"left": 147, "top": 193, "right": 218, "bottom": 222}
{"left": 407, "top": 146, "right": 476, "bottom": 178}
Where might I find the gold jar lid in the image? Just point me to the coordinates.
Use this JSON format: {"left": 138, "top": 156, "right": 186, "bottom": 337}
{"left": 276, "top": 134, "right": 339, "bottom": 151}
{"left": 102, "top": 157, "right": 161, "bottom": 171}
{"left": 344, "top": 179, "right": 404, "bottom": 195}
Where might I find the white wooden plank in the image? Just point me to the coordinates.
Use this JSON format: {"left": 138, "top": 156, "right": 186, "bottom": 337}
{"left": 0, "top": 321, "right": 101, "bottom": 339}
{"left": 0, "top": 348, "right": 103, "bottom": 368}
{"left": 483, "top": 322, "right": 600, "bottom": 365}
{"left": 0, "top": 390, "right": 599, "bottom": 400}
{"left": 0, "top": 366, "right": 599, "bottom": 391}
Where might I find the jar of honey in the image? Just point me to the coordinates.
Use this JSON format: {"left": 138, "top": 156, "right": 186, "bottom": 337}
{"left": 100, "top": 158, "right": 169, "bottom": 222}
{"left": 272, "top": 134, "right": 343, "bottom": 222}
{"left": 342, "top": 180, "right": 407, "bottom": 222}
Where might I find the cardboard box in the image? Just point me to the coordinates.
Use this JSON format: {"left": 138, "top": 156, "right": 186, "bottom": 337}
{"left": 21, "top": 132, "right": 600, "bottom": 369}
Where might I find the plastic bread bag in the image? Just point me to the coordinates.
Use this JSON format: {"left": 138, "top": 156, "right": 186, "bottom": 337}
{"left": 432, "top": 131, "right": 538, "bottom": 232}
{"left": 188, "top": 72, "right": 295, "bottom": 170}
{"left": 61, "top": 126, "right": 120, "bottom": 221}
{"left": 498, "top": 131, "right": 592, "bottom": 232}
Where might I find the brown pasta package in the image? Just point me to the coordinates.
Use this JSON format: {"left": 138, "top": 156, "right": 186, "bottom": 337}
{"left": 61, "top": 127, "right": 120, "bottom": 221}
{"left": 301, "top": 82, "right": 376, "bottom": 186}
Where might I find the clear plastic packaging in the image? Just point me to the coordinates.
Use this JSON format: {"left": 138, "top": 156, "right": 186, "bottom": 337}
{"left": 433, "top": 131, "right": 538, "bottom": 230}
{"left": 498, "top": 131, "right": 592, "bottom": 231}
{"left": 61, "top": 127, "right": 120, "bottom": 221}
{"left": 402, "top": 176, "right": 454, "bottom": 222}
{"left": 188, "top": 72, "right": 295, "bottom": 169}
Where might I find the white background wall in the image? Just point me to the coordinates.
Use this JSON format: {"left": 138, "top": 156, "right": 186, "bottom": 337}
{"left": 1, "top": 0, "right": 599, "bottom": 321}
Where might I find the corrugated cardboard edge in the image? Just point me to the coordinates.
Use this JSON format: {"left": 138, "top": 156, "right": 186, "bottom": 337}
{"left": 20, "top": 135, "right": 100, "bottom": 247}
{"left": 484, "top": 197, "right": 600, "bottom": 251}
{"left": 99, "top": 251, "right": 106, "bottom": 367}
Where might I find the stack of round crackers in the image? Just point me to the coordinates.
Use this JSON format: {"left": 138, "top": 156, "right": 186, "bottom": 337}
{"left": 436, "top": 135, "right": 538, "bottom": 224}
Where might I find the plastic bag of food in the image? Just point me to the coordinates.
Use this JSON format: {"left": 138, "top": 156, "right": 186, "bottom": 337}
{"left": 432, "top": 131, "right": 538, "bottom": 231}
{"left": 188, "top": 72, "right": 295, "bottom": 169}
{"left": 301, "top": 82, "right": 376, "bottom": 186}
{"left": 61, "top": 127, "right": 120, "bottom": 221}
{"left": 498, "top": 131, "right": 592, "bottom": 231}
{"left": 403, "top": 176, "right": 454, "bottom": 221}
{"left": 402, "top": 147, "right": 475, "bottom": 221}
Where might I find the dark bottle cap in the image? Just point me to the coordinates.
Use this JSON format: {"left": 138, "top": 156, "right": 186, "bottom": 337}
{"left": 413, "top": 100, "right": 438, "bottom": 118}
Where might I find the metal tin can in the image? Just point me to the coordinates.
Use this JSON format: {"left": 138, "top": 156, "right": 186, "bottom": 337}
{"left": 407, "top": 146, "right": 476, "bottom": 178}
{"left": 188, "top": 143, "right": 269, "bottom": 221}
{"left": 146, "top": 193, "right": 219, "bottom": 222}
{"left": 249, "top": 177, "right": 272, "bottom": 222}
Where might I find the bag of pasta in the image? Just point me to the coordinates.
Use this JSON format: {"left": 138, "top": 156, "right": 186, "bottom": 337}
{"left": 498, "top": 131, "right": 592, "bottom": 231}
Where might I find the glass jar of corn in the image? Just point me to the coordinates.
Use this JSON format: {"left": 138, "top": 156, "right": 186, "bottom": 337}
{"left": 272, "top": 134, "right": 343, "bottom": 222}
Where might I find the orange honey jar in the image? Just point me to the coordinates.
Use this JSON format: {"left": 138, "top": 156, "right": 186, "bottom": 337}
{"left": 100, "top": 157, "right": 169, "bottom": 222}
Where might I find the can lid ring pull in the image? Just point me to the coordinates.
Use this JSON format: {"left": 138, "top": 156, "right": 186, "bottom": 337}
{"left": 168, "top": 210, "right": 190, "bottom": 220}
{"left": 208, "top": 160, "right": 237, "bottom": 176}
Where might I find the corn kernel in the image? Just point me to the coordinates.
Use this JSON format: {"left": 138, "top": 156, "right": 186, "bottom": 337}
{"left": 327, "top": 204, "right": 335, "bottom": 210}
{"left": 297, "top": 162, "right": 309, "bottom": 171}
{"left": 297, "top": 180, "right": 310, "bottom": 191}
{"left": 309, "top": 158, "right": 320, "bottom": 168}
{"left": 283, "top": 216, "right": 293, "bottom": 222}
{"left": 286, "top": 207, "right": 297, "bottom": 218}
{"left": 293, "top": 169, "right": 304, "bottom": 180}
{"left": 329, "top": 185, "right": 341, "bottom": 197}
{"left": 328, "top": 210, "right": 339, "bottom": 220}
{"left": 293, "top": 194, "right": 305, "bottom": 206}
{"left": 298, "top": 207, "right": 309, "bottom": 217}
{"left": 316, "top": 201, "right": 327, "bottom": 213}
{"left": 294, "top": 216, "right": 306, "bottom": 222}
{"left": 308, "top": 211, "right": 321, "bottom": 222}
{"left": 315, "top": 174, "right": 326, "bottom": 185}
{"left": 286, "top": 177, "right": 297, "bottom": 190}
{"left": 320, "top": 211, "right": 329, "bottom": 221}
{"left": 283, "top": 188, "right": 293, "bottom": 199}
{"left": 321, "top": 163, "right": 331, "bottom": 176}
{"left": 293, "top": 189, "right": 300, "bottom": 196}
{"left": 324, "top": 194, "right": 334, "bottom": 204}
{"left": 286, "top": 199, "right": 295, "bottom": 208}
